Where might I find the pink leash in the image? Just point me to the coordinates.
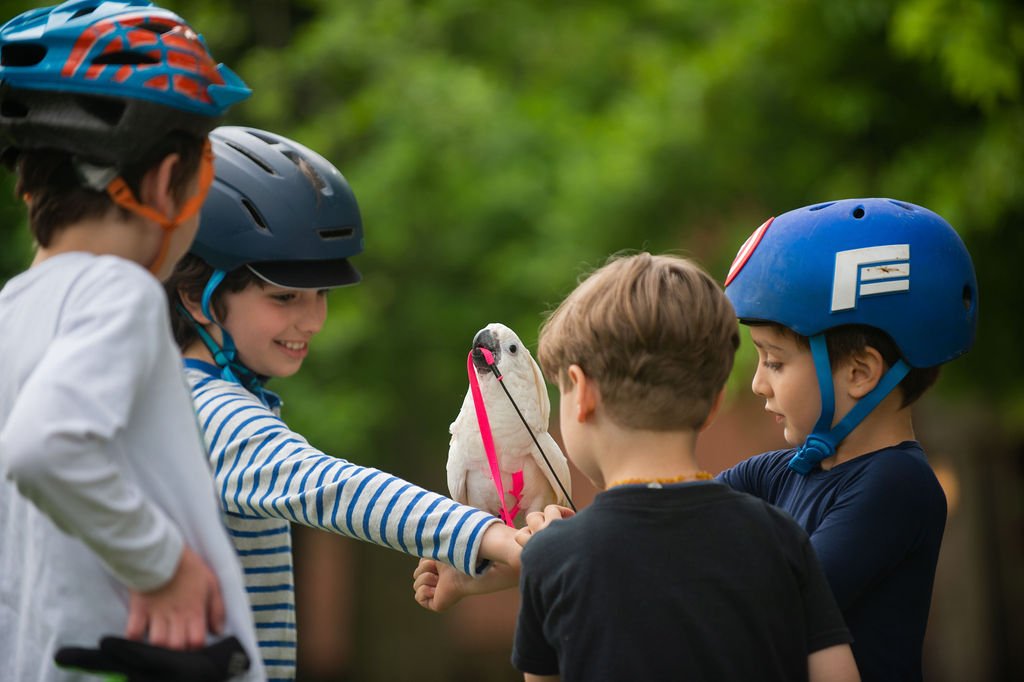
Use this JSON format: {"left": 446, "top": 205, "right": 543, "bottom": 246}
{"left": 467, "top": 348, "right": 524, "bottom": 526}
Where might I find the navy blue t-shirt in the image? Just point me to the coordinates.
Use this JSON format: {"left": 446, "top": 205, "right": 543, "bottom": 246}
{"left": 719, "top": 442, "right": 946, "bottom": 681}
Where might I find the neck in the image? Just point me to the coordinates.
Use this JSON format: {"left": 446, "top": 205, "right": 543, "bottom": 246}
{"left": 183, "top": 340, "right": 216, "bottom": 364}
{"left": 35, "top": 214, "right": 161, "bottom": 272}
{"left": 591, "top": 425, "right": 704, "bottom": 490}
{"left": 823, "top": 393, "right": 915, "bottom": 469}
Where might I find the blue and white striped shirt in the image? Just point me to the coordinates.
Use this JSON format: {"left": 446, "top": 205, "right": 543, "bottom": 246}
{"left": 184, "top": 361, "right": 499, "bottom": 682}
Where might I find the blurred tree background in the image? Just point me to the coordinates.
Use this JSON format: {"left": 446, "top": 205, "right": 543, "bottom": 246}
{"left": 1, "top": 0, "right": 1021, "bottom": 679}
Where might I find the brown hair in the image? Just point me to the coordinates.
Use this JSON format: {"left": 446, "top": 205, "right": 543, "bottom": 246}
{"left": 164, "top": 253, "right": 264, "bottom": 350}
{"left": 538, "top": 252, "right": 739, "bottom": 431}
{"left": 756, "top": 322, "right": 939, "bottom": 407}
{"left": 12, "top": 132, "right": 205, "bottom": 247}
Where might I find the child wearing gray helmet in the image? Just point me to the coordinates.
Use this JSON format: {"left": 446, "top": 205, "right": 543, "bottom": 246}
{"left": 165, "top": 126, "right": 524, "bottom": 681}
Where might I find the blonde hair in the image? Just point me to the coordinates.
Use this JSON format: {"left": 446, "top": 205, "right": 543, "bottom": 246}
{"left": 538, "top": 252, "right": 739, "bottom": 431}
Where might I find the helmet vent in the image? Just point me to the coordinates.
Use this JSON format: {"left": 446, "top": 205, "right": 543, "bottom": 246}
{"left": 247, "top": 130, "right": 280, "bottom": 145}
{"left": 226, "top": 141, "right": 278, "bottom": 176}
{"left": 318, "top": 228, "right": 354, "bottom": 241}
{"left": 962, "top": 285, "right": 974, "bottom": 313}
{"left": 888, "top": 200, "right": 914, "bottom": 211}
{"left": 809, "top": 202, "right": 834, "bottom": 212}
{"left": 135, "top": 19, "right": 176, "bottom": 35}
{"left": 852, "top": 206, "right": 865, "bottom": 219}
{"left": 1, "top": 43, "right": 47, "bottom": 67}
{"left": 92, "top": 51, "right": 160, "bottom": 66}
{"left": 70, "top": 6, "right": 98, "bottom": 20}
{"left": 241, "top": 198, "right": 270, "bottom": 232}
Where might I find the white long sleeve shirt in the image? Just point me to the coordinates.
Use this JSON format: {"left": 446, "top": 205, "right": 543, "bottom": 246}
{"left": 184, "top": 360, "right": 500, "bottom": 682}
{"left": 0, "top": 253, "right": 263, "bottom": 681}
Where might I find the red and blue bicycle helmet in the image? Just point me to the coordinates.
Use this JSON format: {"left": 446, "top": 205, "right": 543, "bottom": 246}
{"left": 0, "top": 0, "right": 250, "bottom": 165}
{"left": 725, "top": 198, "right": 978, "bottom": 473}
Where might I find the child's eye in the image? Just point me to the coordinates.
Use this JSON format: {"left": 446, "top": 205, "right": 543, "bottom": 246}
{"left": 271, "top": 293, "right": 296, "bottom": 303}
{"left": 762, "top": 360, "right": 782, "bottom": 371}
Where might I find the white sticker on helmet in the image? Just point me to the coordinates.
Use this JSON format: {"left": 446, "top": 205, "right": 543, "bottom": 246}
{"left": 831, "top": 244, "right": 910, "bottom": 312}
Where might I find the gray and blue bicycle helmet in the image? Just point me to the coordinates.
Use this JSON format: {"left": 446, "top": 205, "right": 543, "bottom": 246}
{"left": 182, "top": 126, "right": 364, "bottom": 402}
{"left": 193, "top": 126, "right": 364, "bottom": 289}
{"left": 725, "top": 198, "right": 978, "bottom": 474}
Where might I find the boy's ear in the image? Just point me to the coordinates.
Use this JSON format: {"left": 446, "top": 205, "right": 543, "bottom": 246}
{"left": 567, "top": 364, "right": 598, "bottom": 422}
{"left": 138, "top": 153, "right": 183, "bottom": 218}
{"left": 699, "top": 388, "right": 727, "bottom": 432}
{"left": 177, "top": 286, "right": 212, "bottom": 325}
{"left": 842, "top": 346, "right": 885, "bottom": 400}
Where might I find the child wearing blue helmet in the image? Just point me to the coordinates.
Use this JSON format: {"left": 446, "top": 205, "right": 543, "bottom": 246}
{"left": 165, "top": 126, "right": 524, "bottom": 681}
{"left": 0, "top": 1, "right": 261, "bottom": 680}
{"left": 719, "top": 198, "right": 978, "bottom": 681}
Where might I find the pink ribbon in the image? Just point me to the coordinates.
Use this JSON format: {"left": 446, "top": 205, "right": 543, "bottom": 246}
{"left": 467, "top": 348, "right": 524, "bottom": 526}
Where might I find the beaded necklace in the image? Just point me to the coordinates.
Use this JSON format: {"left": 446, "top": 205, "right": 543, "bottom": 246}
{"left": 608, "top": 471, "right": 713, "bottom": 489}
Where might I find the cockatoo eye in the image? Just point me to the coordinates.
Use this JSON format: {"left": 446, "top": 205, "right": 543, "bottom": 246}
{"left": 508, "top": 344, "right": 518, "bottom": 354}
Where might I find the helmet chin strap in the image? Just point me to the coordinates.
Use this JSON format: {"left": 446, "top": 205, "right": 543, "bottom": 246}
{"left": 789, "top": 334, "right": 911, "bottom": 475}
{"left": 104, "top": 139, "right": 215, "bottom": 276}
{"left": 178, "top": 268, "right": 272, "bottom": 406}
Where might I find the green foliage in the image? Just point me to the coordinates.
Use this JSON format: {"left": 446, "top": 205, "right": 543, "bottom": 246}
{"left": 0, "top": 0, "right": 1021, "bottom": 466}
{"left": 892, "top": 0, "right": 1023, "bottom": 108}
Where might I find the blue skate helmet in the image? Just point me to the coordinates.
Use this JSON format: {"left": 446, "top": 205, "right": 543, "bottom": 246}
{"left": 180, "top": 126, "right": 364, "bottom": 403}
{"left": 725, "top": 198, "right": 977, "bottom": 474}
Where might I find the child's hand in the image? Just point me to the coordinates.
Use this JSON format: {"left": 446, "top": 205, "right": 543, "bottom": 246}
{"left": 125, "top": 545, "right": 225, "bottom": 650}
{"left": 412, "top": 558, "right": 520, "bottom": 612}
{"left": 515, "top": 504, "right": 575, "bottom": 547}
{"left": 478, "top": 521, "right": 523, "bottom": 570}
{"left": 413, "top": 559, "right": 467, "bottom": 612}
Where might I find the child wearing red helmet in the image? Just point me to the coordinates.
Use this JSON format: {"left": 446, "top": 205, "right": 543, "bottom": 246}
{"left": 719, "top": 198, "right": 978, "bottom": 681}
{"left": 0, "top": 1, "right": 260, "bottom": 680}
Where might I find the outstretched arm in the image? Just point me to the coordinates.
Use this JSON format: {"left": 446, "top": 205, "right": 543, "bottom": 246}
{"left": 189, "top": 376, "right": 508, "bottom": 576}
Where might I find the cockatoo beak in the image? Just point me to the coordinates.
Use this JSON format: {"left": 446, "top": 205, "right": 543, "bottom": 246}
{"left": 471, "top": 328, "right": 500, "bottom": 373}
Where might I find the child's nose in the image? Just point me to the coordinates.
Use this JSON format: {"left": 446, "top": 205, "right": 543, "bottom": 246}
{"left": 751, "top": 365, "right": 770, "bottom": 398}
{"left": 298, "top": 297, "right": 327, "bottom": 334}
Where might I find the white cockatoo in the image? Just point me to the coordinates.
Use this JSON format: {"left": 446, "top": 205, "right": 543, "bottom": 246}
{"left": 447, "top": 323, "right": 571, "bottom": 524}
